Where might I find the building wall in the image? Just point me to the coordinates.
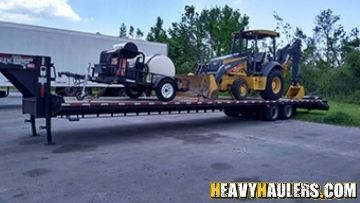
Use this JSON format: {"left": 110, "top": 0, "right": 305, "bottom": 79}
{"left": 0, "top": 21, "right": 167, "bottom": 86}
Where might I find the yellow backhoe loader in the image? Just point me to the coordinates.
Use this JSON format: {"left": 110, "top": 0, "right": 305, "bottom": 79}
{"left": 181, "top": 29, "right": 305, "bottom": 100}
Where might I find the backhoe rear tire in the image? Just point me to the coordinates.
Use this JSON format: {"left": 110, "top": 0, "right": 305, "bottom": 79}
{"left": 260, "top": 69, "right": 284, "bottom": 100}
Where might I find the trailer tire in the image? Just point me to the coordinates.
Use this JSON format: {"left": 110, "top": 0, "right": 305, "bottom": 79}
{"left": 263, "top": 105, "right": 279, "bottom": 121}
{"left": 76, "top": 92, "right": 85, "bottom": 101}
{"left": 224, "top": 109, "right": 240, "bottom": 117}
{"left": 63, "top": 86, "right": 78, "bottom": 96}
{"left": 144, "top": 88, "right": 152, "bottom": 97}
{"left": 279, "top": 104, "right": 293, "bottom": 120}
{"left": 155, "top": 78, "right": 177, "bottom": 101}
{"left": 125, "top": 85, "right": 144, "bottom": 99}
{"left": 104, "top": 87, "right": 125, "bottom": 96}
{"left": 260, "top": 69, "right": 284, "bottom": 100}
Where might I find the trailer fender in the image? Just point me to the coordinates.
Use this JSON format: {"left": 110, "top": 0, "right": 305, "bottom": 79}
{"left": 151, "top": 76, "right": 165, "bottom": 89}
{"left": 152, "top": 77, "right": 178, "bottom": 90}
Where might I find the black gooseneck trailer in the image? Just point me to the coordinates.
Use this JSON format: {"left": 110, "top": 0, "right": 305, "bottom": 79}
{"left": 0, "top": 53, "right": 329, "bottom": 144}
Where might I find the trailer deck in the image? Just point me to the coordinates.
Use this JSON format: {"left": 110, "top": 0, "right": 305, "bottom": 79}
{"left": 57, "top": 97, "right": 328, "bottom": 117}
{"left": 0, "top": 53, "right": 329, "bottom": 144}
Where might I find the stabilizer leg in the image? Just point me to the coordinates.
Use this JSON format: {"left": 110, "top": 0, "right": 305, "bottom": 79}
{"left": 45, "top": 115, "right": 55, "bottom": 145}
{"left": 30, "top": 115, "right": 38, "bottom": 137}
{"left": 25, "top": 115, "right": 39, "bottom": 137}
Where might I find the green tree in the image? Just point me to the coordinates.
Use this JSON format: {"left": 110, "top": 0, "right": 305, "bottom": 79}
{"left": 313, "top": 9, "right": 346, "bottom": 67}
{"left": 166, "top": 5, "right": 249, "bottom": 73}
{"left": 167, "top": 5, "right": 200, "bottom": 73}
{"left": 136, "top": 28, "right": 144, "bottom": 39}
{"left": 274, "top": 10, "right": 360, "bottom": 102}
{"left": 129, "top": 26, "right": 135, "bottom": 38}
{"left": 119, "top": 23, "right": 127, "bottom": 38}
{"left": 199, "top": 5, "right": 249, "bottom": 56}
{"left": 273, "top": 11, "right": 294, "bottom": 46}
{"left": 147, "top": 17, "right": 168, "bottom": 43}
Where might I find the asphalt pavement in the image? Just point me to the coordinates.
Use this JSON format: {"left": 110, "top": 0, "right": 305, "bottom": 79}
{"left": 0, "top": 95, "right": 359, "bottom": 203}
{"left": 0, "top": 92, "right": 22, "bottom": 108}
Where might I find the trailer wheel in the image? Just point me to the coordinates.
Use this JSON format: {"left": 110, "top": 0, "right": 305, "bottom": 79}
{"left": 103, "top": 87, "right": 125, "bottom": 96}
{"left": 144, "top": 88, "right": 152, "bottom": 97}
{"left": 223, "top": 109, "right": 240, "bottom": 117}
{"left": 76, "top": 91, "right": 86, "bottom": 101}
{"left": 263, "top": 105, "right": 279, "bottom": 121}
{"left": 155, "top": 78, "right": 177, "bottom": 101}
{"left": 231, "top": 79, "right": 249, "bottom": 100}
{"left": 125, "top": 85, "right": 144, "bottom": 99}
{"left": 279, "top": 104, "right": 293, "bottom": 120}
{"left": 260, "top": 69, "right": 284, "bottom": 100}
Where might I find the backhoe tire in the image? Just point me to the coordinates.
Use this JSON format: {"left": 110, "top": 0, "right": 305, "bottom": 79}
{"left": 231, "top": 79, "right": 249, "bottom": 100}
{"left": 155, "top": 78, "right": 177, "bottom": 101}
{"left": 279, "top": 104, "right": 293, "bottom": 120}
{"left": 125, "top": 85, "right": 144, "bottom": 99}
{"left": 260, "top": 69, "right": 284, "bottom": 100}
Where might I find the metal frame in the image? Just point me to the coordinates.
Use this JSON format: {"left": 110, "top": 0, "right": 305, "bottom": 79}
{"left": 60, "top": 58, "right": 187, "bottom": 96}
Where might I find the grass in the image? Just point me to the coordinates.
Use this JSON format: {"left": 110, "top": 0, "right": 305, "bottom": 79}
{"left": 294, "top": 101, "right": 360, "bottom": 127}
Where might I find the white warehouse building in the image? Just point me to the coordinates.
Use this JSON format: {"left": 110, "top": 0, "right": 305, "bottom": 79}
{"left": 0, "top": 21, "right": 167, "bottom": 87}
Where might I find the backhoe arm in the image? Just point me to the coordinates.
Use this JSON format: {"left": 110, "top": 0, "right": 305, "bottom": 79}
{"left": 277, "top": 39, "right": 302, "bottom": 84}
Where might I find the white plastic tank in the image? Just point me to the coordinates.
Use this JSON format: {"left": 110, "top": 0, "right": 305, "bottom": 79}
{"left": 145, "top": 55, "right": 175, "bottom": 77}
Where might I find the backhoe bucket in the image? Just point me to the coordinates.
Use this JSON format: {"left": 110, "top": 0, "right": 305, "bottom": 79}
{"left": 176, "top": 74, "right": 219, "bottom": 99}
{"left": 286, "top": 85, "right": 305, "bottom": 99}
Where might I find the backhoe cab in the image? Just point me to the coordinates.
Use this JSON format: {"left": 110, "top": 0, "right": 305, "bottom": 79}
{"left": 195, "top": 29, "right": 304, "bottom": 100}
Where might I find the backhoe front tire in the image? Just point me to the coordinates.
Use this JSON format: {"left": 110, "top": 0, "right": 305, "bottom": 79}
{"left": 231, "top": 79, "right": 249, "bottom": 100}
{"left": 260, "top": 69, "right": 284, "bottom": 100}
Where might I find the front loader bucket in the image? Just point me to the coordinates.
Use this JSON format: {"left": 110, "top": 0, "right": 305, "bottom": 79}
{"left": 286, "top": 85, "right": 305, "bottom": 99}
{"left": 176, "top": 74, "right": 219, "bottom": 99}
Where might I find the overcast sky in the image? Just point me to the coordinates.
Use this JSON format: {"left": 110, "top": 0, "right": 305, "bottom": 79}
{"left": 0, "top": 0, "right": 359, "bottom": 37}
